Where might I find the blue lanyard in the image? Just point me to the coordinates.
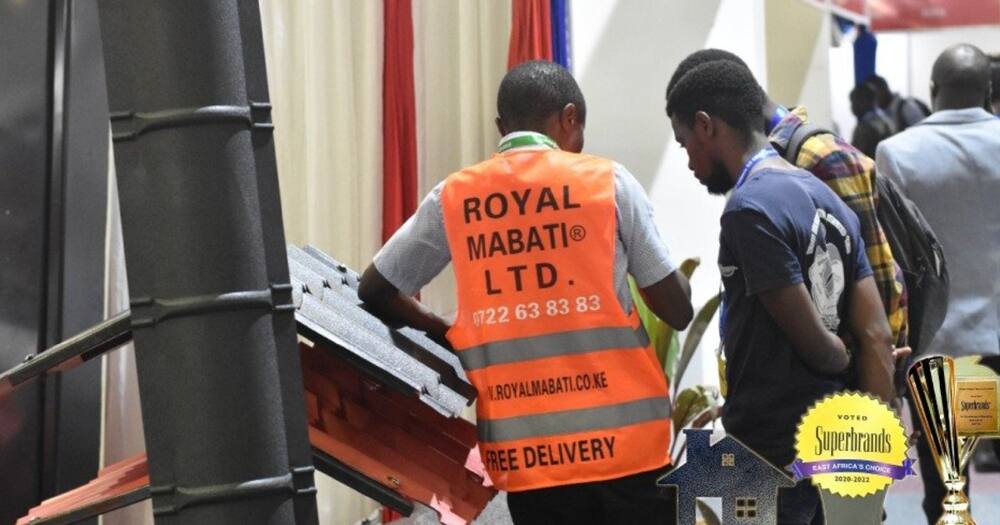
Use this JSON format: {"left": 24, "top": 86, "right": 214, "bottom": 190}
{"left": 734, "top": 147, "right": 779, "bottom": 189}
{"left": 719, "top": 147, "right": 779, "bottom": 341}
{"left": 719, "top": 283, "right": 728, "bottom": 341}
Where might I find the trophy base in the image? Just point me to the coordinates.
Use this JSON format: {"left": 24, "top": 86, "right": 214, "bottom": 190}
{"left": 937, "top": 512, "right": 976, "bottom": 525}
{"left": 819, "top": 488, "right": 887, "bottom": 525}
{"left": 936, "top": 478, "right": 976, "bottom": 525}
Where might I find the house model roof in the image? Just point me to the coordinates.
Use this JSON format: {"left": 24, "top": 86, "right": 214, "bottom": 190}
{"left": 659, "top": 429, "right": 795, "bottom": 494}
{"left": 288, "top": 245, "right": 474, "bottom": 417}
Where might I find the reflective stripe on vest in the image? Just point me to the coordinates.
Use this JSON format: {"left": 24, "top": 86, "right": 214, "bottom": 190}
{"left": 456, "top": 324, "right": 650, "bottom": 371}
{"left": 440, "top": 145, "right": 672, "bottom": 491}
{"left": 478, "top": 396, "right": 671, "bottom": 443}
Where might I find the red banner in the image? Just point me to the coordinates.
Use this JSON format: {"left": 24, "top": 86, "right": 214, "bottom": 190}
{"left": 382, "top": 0, "right": 419, "bottom": 243}
{"left": 507, "top": 0, "right": 553, "bottom": 70}
{"left": 833, "top": 0, "right": 868, "bottom": 20}
{"left": 803, "top": 0, "right": 869, "bottom": 24}
{"left": 870, "top": 0, "right": 1000, "bottom": 31}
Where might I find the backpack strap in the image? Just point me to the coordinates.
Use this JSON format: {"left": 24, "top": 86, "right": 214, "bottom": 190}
{"left": 780, "top": 122, "right": 835, "bottom": 164}
{"left": 892, "top": 97, "right": 906, "bottom": 132}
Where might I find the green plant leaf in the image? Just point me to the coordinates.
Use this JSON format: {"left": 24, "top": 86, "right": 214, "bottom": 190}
{"left": 678, "top": 257, "right": 701, "bottom": 280}
{"left": 696, "top": 499, "right": 723, "bottom": 525}
{"left": 671, "top": 385, "right": 717, "bottom": 436}
{"left": 628, "top": 258, "right": 700, "bottom": 383}
{"left": 716, "top": 350, "right": 728, "bottom": 398}
{"left": 672, "top": 292, "right": 721, "bottom": 391}
{"left": 663, "top": 334, "right": 680, "bottom": 380}
{"left": 669, "top": 384, "right": 720, "bottom": 460}
{"left": 628, "top": 277, "right": 673, "bottom": 370}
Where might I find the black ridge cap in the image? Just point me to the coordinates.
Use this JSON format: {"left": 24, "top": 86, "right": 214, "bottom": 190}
{"left": 300, "top": 245, "right": 361, "bottom": 286}
{"left": 0, "top": 311, "right": 131, "bottom": 398}
{"left": 310, "top": 447, "right": 415, "bottom": 517}
{"left": 295, "top": 315, "right": 421, "bottom": 399}
{"left": 387, "top": 328, "right": 477, "bottom": 402}
{"left": 288, "top": 246, "right": 475, "bottom": 403}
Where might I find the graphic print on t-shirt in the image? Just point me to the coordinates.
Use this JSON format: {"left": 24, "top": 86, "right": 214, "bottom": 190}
{"left": 805, "top": 209, "right": 851, "bottom": 332}
{"left": 720, "top": 264, "right": 738, "bottom": 278}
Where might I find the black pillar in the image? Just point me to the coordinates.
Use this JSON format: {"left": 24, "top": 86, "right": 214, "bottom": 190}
{"left": 97, "top": 1, "right": 317, "bottom": 523}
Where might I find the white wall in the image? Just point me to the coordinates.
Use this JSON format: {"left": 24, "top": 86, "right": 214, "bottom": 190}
{"left": 766, "top": 0, "right": 833, "bottom": 128}
{"left": 830, "top": 25, "right": 1000, "bottom": 139}
{"left": 794, "top": 14, "right": 834, "bottom": 128}
{"left": 570, "top": 0, "right": 768, "bottom": 394}
{"left": 829, "top": 33, "right": 858, "bottom": 139}
{"left": 890, "top": 26, "right": 1000, "bottom": 103}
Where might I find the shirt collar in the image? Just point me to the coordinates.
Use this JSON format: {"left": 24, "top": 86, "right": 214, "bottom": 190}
{"left": 497, "top": 131, "right": 559, "bottom": 153}
{"left": 919, "top": 107, "right": 996, "bottom": 126}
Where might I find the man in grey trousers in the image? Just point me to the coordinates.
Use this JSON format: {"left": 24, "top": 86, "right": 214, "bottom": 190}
{"left": 876, "top": 43, "right": 1000, "bottom": 524}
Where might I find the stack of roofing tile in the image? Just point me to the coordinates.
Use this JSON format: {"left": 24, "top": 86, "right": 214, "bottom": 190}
{"left": 303, "top": 343, "right": 492, "bottom": 524}
{"left": 289, "top": 245, "right": 493, "bottom": 524}
{"left": 15, "top": 246, "right": 495, "bottom": 525}
{"left": 16, "top": 454, "right": 149, "bottom": 525}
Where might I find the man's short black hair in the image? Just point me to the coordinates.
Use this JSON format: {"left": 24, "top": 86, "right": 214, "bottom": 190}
{"left": 850, "top": 84, "right": 876, "bottom": 106}
{"left": 666, "top": 48, "right": 749, "bottom": 99}
{"left": 497, "top": 60, "right": 585, "bottom": 130}
{"left": 666, "top": 60, "right": 764, "bottom": 135}
{"left": 865, "top": 74, "right": 890, "bottom": 95}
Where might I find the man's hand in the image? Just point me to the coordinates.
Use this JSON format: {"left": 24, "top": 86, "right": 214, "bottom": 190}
{"left": 758, "top": 283, "right": 850, "bottom": 375}
{"left": 358, "top": 264, "right": 453, "bottom": 351}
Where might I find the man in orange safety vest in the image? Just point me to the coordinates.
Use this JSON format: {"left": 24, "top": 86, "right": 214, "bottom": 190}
{"left": 359, "top": 60, "right": 692, "bottom": 524}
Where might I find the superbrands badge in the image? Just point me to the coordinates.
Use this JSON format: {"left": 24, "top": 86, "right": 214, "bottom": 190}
{"left": 792, "top": 392, "right": 914, "bottom": 498}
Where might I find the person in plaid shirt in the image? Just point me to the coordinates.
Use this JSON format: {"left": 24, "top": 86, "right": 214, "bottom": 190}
{"left": 667, "top": 49, "right": 908, "bottom": 347}
{"left": 771, "top": 108, "right": 906, "bottom": 343}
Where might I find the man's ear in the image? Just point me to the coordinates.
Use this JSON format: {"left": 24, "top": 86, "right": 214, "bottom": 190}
{"left": 495, "top": 117, "right": 506, "bottom": 137}
{"left": 560, "top": 103, "right": 578, "bottom": 130}
{"left": 693, "top": 110, "right": 714, "bottom": 138}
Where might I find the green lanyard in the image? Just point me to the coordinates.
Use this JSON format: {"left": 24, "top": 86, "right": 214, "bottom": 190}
{"left": 497, "top": 133, "right": 558, "bottom": 153}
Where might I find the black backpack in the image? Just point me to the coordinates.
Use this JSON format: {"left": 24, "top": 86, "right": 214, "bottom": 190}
{"left": 892, "top": 96, "right": 932, "bottom": 132}
{"left": 776, "top": 122, "right": 949, "bottom": 357}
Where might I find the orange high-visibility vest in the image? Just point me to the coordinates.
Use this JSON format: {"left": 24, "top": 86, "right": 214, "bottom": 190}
{"left": 440, "top": 144, "right": 672, "bottom": 492}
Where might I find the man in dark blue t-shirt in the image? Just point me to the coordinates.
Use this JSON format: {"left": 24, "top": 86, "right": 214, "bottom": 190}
{"left": 719, "top": 166, "right": 869, "bottom": 466}
{"left": 667, "top": 60, "right": 896, "bottom": 524}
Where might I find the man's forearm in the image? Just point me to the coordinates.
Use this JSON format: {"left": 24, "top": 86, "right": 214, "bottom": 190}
{"left": 801, "top": 335, "right": 851, "bottom": 375}
{"left": 758, "top": 284, "right": 850, "bottom": 375}
{"left": 847, "top": 277, "right": 896, "bottom": 402}
{"left": 638, "top": 270, "right": 693, "bottom": 330}
{"left": 852, "top": 330, "right": 896, "bottom": 402}
{"left": 358, "top": 264, "right": 452, "bottom": 349}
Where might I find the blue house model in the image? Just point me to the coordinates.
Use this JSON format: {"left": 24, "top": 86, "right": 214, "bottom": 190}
{"left": 659, "top": 429, "right": 795, "bottom": 524}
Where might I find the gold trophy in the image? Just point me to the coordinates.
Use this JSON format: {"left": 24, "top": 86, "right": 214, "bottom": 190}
{"left": 908, "top": 355, "right": 980, "bottom": 525}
